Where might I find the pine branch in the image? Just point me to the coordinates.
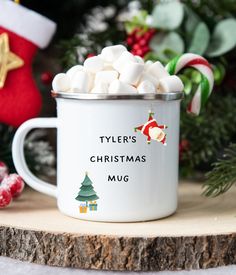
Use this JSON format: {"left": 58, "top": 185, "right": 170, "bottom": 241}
{"left": 180, "top": 93, "right": 236, "bottom": 175}
{"left": 203, "top": 143, "right": 236, "bottom": 197}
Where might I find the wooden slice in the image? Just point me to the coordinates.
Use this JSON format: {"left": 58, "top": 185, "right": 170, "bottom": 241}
{"left": 0, "top": 181, "right": 236, "bottom": 271}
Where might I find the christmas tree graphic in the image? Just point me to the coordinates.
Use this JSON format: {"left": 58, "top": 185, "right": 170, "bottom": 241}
{"left": 75, "top": 173, "right": 99, "bottom": 213}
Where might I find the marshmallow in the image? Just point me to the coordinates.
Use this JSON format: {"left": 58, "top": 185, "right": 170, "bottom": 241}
{"left": 91, "top": 82, "right": 109, "bottom": 93}
{"left": 95, "top": 70, "right": 119, "bottom": 85}
{"left": 87, "top": 72, "right": 95, "bottom": 91}
{"left": 84, "top": 56, "right": 104, "bottom": 73}
{"left": 135, "top": 55, "right": 144, "bottom": 64}
{"left": 97, "top": 54, "right": 112, "bottom": 69}
{"left": 119, "top": 62, "right": 144, "bottom": 86}
{"left": 158, "top": 75, "right": 184, "bottom": 93}
{"left": 109, "top": 80, "right": 137, "bottom": 94}
{"left": 103, "top": 63, "right": 114, "bottom": 71}
{"left": 101, "top": 45, "right": 127, "bottom": 63}
{"left": 147, "top": 61, "right": 169, "bottom": 79}
{"left": 112, "top": 51, "right": 137, "bottom": 73}
{"left": 138, "top": 72, "right": 159, "bottom": 87}
{"left": 70, "top": 71, "right": 90, "bottom": 93}
{"left": 52, "top": 73, "right": 70, "bottom": 92}
{"left": 66, "top": 65, "right": 84, "bottom": 80}
{"left": 137, "top": 80, "right": 156, "bottom": 94}
{"left": 144, "top": 60, "right": 153, "bottom": 71}
{"left": 53, "top": 44, "right": 182, "bottom": 96}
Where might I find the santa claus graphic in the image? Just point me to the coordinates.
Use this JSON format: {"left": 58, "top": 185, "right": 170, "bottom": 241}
{"left": 134, "top": 112, "right": 168, "bottom": 145}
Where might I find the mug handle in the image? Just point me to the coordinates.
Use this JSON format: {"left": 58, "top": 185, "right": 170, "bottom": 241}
{"left": 12, "top": 118, "right": 58, "bottom": 198}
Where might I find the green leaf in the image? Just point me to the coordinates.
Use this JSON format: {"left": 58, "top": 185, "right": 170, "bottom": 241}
{"left": 150, "top": 32, "right": 184, "bottom": 59}
{"left": 184, "top": 5, "right": 200, "bottom": 36}
{"left": 188, "top": 22, "right": 210, "bottom": 55}
{"left": 144, "top": 52, "right": 162, "bottom": 62}
{"left": 206, "top": 18, "right": 236, "bottom": 57}
{"left": 124, "top": 22, "right": 136, "bottom": 34}
{"left": 151, "top": 1, "right": 184, "bottom": 30}
{"left": 125, "top": 10, "right": 148, "bottom": 33}
{"left": 212, "top": 63, "right": 226, "bottom": 85}
{"left": 162, "top": 48, "right": 181, "bottom": 61}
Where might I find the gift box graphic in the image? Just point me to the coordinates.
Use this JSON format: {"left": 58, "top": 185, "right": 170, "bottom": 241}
{"left": 79, "top": 205, "right": 88, "bottom": 213}
{"left": 89, "top": 201, "right": 98, "bottom": 211}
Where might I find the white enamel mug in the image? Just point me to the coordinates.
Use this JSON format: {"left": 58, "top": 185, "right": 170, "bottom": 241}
{"left": 12, "top": 92, "right": 183, "bottom": 222}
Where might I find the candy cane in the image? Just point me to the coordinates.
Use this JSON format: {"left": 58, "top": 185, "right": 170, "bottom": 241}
{"left": 166, "top": 53, "right": 214, "bottom": 115}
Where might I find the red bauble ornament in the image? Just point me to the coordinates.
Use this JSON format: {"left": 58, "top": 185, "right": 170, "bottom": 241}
{"left": 41, "top": 71, "right": 53, "bottom": 85}
{"left": 2, "top": 173, "right": 24, "bottom": 198}
{"left": 0, "top": 161, "right": 8, "bottom": 182}
{"left": 0, "top": 186, "right": 12, "bottom": 208}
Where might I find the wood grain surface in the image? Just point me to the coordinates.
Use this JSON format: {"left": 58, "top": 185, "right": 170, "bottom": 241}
{"left": 0, "top": 182, "right": 236, "bottom": 271}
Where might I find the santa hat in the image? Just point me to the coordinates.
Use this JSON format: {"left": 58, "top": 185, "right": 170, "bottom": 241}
{"left": 0, "top": 0, "right": 56, "bottom": 48}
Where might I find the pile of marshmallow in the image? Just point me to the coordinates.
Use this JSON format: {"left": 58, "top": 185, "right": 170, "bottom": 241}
{"left": 52, "top": 45, "right": 184, "bottom": 94}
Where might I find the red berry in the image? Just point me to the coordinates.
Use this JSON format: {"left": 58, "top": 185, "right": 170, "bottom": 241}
{"left": 135, "top": 48, "right": 145, "bottom": 57}
{"left": 132, "top": 35, "right": 138, "bottom": 43}
{"left": 143, "top": 32, "right": 153, "bottom": 41}
{"left": 40, "top": 71, "right": 53, "bottom": 85}
{"left": 126, "top": 36, "right": 134, "bottom": 46}
{"left": 130, "top": 49, "right": 137, "bottom": 55}
{"left": 148, "top": 29, "right": 156, "bottom": 35}
{"left": 138, "top": 38, "right": 147, "bottom": 47}
{"left": 133, "top": 30, "right": 143, "bottom": 43}
{"left": 130, "top": 29, "right": 136, "bottom": 37}
{"left": 133, "top": 43, "right": 141, "bottom": 51}
{"left": 0, "top": 187, "right": 12, "bottom": 208}
{"left": 142, "top": 46, "right": 151, "bottom": 54}
{"left": 2, "top": 174, "right": 24, "bottom": 198}
{"left": 0, "top": 161, "right": 8, "bottom": 182}
{"left": 130, "top": 28, "right": 140, "bottom": 38}
{"left": 87, "top": 53, "right": 95, "bottom": 58}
